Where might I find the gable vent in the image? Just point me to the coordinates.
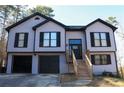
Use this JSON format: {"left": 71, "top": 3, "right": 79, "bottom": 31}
{"left": 34, "top": 17, "right": 40, "bottom": 20}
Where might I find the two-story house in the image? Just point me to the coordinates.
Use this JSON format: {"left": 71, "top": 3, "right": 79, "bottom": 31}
{"left": 5, "top": 12, "right": 118, "bottom": 76}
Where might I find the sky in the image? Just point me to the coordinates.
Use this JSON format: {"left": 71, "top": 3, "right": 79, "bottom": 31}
{"left": 50, "top": 6, "right": 124, "bottom": 26}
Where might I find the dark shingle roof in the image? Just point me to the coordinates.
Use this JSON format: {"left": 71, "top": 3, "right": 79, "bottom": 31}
{"left": 32, "top": 20, "right": 49, "bottom": 30}
{"left": 6, "top": 12, "right": 66, "bottom": 31}
{"left": 65, "top": 26, "right": 85, "bottom": 31}
{"left": 85, "top": 18, "right": 117, "bottom": 31}
{"left": 6, "top": 12, "right": 117, "bottom": 32}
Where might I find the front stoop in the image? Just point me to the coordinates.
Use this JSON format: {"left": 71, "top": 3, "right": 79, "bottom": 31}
{"left": 60, "top": 60, "right": 92, "bottom": 86}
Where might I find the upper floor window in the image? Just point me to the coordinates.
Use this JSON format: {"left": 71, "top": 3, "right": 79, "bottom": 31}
{"left": 39, "top": 32, "right": 60, "bottom": 47}
{"left": 91, "top": 54, "right": 111, "bottom": 65}
{"left": 90, "top": 32, "right": 111, "bottom": 47}
{"left": 14, "top": 33, "right": 28, "bottom": 48}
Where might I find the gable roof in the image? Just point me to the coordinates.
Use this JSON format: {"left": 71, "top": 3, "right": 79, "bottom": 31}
{"left": 6, "top": 12, "right": 117, "bottom": 32}
{"left": 6, "top": 12, "right": 66, "bottom": 31}
{"left": 32, "top": 20, "right": 49, "bottom": 30}
{"left": 85, "top": 18, "right": 117, "bottom": 31}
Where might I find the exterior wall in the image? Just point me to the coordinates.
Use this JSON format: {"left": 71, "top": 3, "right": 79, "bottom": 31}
{"left": 86, "top": 22, "right": 116, "bottom": 52}
{"left": 90, "top": 52, "right": 117, "bottom": 75}
{"left": 6, "top": 53, "right": 68, "bottom": 74}
{"left": 35, "top": 21, "right": 65, "bottom": 52}
{"left": 66, "top": 31, "right": 86, "bottom": 60}
{"left": 7, "top": 16, "right": 45, "bottom": 52}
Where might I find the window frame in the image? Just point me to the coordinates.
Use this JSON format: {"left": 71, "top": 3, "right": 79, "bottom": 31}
{"left": 14, "top": 32, "right": 28, "bottom": 48}
{"left": 91, "top": 32, "right": 110, "bottom": 47}
{"left": 42, "top": 32, "right": 58, "bottom": 47}
{"left": 18, "top": 33, "right": 25, "bottom": 47}
{"left": 91, "top": 54, "right": 111, "bottom": 65}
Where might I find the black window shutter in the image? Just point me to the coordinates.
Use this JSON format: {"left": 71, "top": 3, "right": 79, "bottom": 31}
{"left": 90, "top": 33, "right": 95, "bottom": 47}
{"left": 106, "top": 33, "right": 111, "bottom": 47}
{"left": 40, "top": 32, "right": 44, "bottom": 47}
{"left": 57, "top": 32, "right": 60, "bottom": 47}
{"left": 107, "top": 55, "right": 111, "bottom": 64}
{"left": 24, "top": 33, "right": 28, "bottom": 47}
{"left": 91, "top": 55, "right": 95, "bottom": 64}
{"left": 14, "top": 33, "right": 19, "bottom": 47}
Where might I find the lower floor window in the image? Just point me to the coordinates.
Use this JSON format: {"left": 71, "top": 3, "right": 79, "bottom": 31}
{"left": 91, "top": 54, "right": 111, "bottom": 65}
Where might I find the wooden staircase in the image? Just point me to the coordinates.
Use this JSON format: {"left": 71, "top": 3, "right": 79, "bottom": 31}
{"left": 77, "top": 60, "right": 91, "bottom": 80}
{"left": 62, "top": 50, "right": 93, "bottom": 82}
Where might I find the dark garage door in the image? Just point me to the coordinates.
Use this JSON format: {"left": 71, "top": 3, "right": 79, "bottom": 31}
{"left": 12, "top": 56, "right": 32, "bottom": 73}
{"left": 39, "top": 56, "right": 59, "bottom": 73}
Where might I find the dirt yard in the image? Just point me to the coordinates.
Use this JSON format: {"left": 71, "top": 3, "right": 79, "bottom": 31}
{"left": 86, "top": 76, "right": 124, "bottom": 87}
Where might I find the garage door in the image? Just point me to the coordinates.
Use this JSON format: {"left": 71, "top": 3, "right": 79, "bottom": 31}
{"left": 12, "top": 56, "right": 32, "bottom": 73}
{"left": 39, "top": 56, "right": 59, "bottom": 73}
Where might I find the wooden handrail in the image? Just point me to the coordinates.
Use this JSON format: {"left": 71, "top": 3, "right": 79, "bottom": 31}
{"left": 85, "top": 54, "right": 93, "bottom": 79}
{"left": 72, "top": 50, "right": 78, "bottom": 76}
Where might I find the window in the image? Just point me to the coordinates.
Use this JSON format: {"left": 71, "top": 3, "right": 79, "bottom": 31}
{"left": 40, "top": 32, "right": 60, "bottom": 47}
{"left": 90, "top": 32, "right": 111, "bottom": 47}
{"left": 14, "top": 33, "right": 28, "bottom": 48}
{"left": 91, "top": 55, "right": 111, "bottom": 65}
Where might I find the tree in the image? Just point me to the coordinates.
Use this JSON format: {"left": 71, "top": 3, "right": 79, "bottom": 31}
{"left": 28, "top": 5, "right": 54, "bottom": 17}
{"left": 106, "top": 17, "right": 119, "bottom": 26}
{"left": 106, "top": 16, "right": 124, "bottom": 78}
{"left": 11, "top": 5, "right": 28, "bottom": 23}
{"left": 0, "top": 5, "right": 15, "bottom": 71}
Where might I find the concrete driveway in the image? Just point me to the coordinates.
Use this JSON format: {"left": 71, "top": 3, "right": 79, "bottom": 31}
{"left": 0, "top": 74, "right": 60, "bottom": 87}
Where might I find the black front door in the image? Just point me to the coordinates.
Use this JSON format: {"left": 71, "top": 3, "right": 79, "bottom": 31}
{"left": 69, "top": 39, "right": 82, "bottom": 59}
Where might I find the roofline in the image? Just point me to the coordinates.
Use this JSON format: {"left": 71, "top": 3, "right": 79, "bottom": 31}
{"left": 6, "top": 12, "right": 66, "bottom": 31}
{"left": 32, "top": 20, "right": 49, "bottom": 31}
{"left": 6, "top": 12, "right": 117, "bottom": 32}
{"left": 85, "top": 18, "right": 117, "bottom": 31}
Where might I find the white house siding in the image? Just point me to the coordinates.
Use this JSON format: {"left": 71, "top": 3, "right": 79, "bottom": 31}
{"left": 90, "top": 52, "right": 117, "bottom": 75}
{"left": 35, "top": 21, "right": 65, "bottom": 52}
{"left": 6, "top": 53, "right": 68, "bottom": 74}
{"left": 66, "top": 31, "right": 86, "bottom": 60}
{"left": 86, "top": 22, "right": 116, "bottom": 52}
{"left": 7, "top": 15, "right": 45, "bottom": 52}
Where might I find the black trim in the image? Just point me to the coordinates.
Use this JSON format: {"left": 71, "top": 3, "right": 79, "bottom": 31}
{"left": 39, "top": 32, "right": 60, "bottom": 47}
{"left": 69, "top": 39, "right": 82, "bottom": 59}
{"left": 90, "top": 32, "right": 111, "bottom": 47}
{"left": 7, "top": 51, "right": 65, "bottom": 53}
{"left": 65, "top": 26, "right": 85, "bottom": 31}
{"left": 24, "top": 33, "right": 28, "bottom": 47}
{"left": 57, "top": 32, "right": 60, "bottom": 47}
{"left": 91, "top": 54, "right": 111, "bottom": 65}
{"left": 90, "top": 32, "right": 95, "bottom": 47}
{"left": 85, "top": 18, "right": 117, "bottom": 31}
{"left": 32, "top": 20, "right": 49, "bottom": 30}
{"left": 6, "top": 13, "right": 117, "bottom": 32}
{"left": 14, "top": 33, "right": 19, "bottom": 47}
{"left": 39, "top": 32, "right": 44, "bottom": 47}
{"left": 14, "top": 33, "right": 28, "bottom": 48}
{"left": 6, "top": 12, "right": 66, "bottom": 31}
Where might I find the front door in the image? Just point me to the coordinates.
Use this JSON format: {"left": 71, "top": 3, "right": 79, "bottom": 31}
{"left": 69, "top": 39, "right": 82, "bottom": 59}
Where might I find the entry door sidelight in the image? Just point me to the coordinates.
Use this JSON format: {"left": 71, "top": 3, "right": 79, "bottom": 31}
{"left": 69, "top": 39, "right": 82, "bottom": 59}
